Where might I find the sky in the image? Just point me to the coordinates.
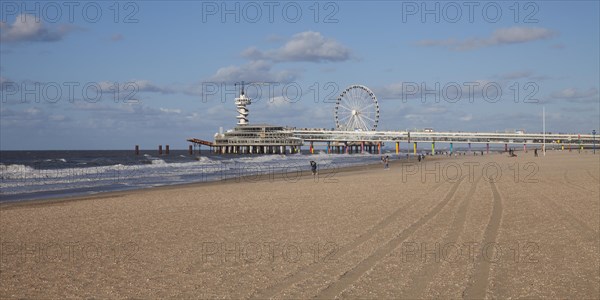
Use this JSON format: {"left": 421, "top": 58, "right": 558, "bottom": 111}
{"left": 1, "top": 1, "right": 599, "bottom": 150}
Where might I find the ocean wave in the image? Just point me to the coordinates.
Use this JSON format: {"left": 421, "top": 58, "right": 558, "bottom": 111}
{"left": 43, "top": 158, "right": 67, "bottom": 163}
{"left": 150, "top": 159, "right": 167, "bottom": 165}
{"left": 0, "top": 164, "right": 37, "bottom": 176}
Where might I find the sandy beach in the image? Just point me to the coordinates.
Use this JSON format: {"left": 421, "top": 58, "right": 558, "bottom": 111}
{"left": 1, "top": 151, "right": 598, "bottom": 299}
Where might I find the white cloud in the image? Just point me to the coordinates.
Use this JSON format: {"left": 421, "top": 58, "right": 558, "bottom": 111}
{"left": 49, "top": 114, "right": 66, "bottom": 121}
{"left": 242, "top": 31, "right": 351, "bottom": 63}
{"left": 209, "top": 60, "right": 299, "bottom": 83}
{"left": 159, "top": 108, "right": 182, "bottom": 114}
{"left": 416, "top": 27, "right": 557, "bottom": 51}
{"left": 24, "top": 107, "right": 41, "bottom": 115}
{"left": 97, "top": 80, "right": 176, "bottom": 96}
{"left": 551, "top": 87, "right": 598, "bottom": 99}
{"left": 459, "top": 114, "right": 473, "bottom": 122}
{"left": 550, "top": 87, "right": 599, "bottom": 103}
{"left": 0, "top": 14, "right": 74, "bottom": 43}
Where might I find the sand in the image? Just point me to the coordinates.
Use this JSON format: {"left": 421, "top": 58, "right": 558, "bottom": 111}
{"left": 1, "top": 151, "right": 599, "bottom": 299}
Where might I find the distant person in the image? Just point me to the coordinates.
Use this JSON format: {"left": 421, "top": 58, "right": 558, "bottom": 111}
{"left": 310, "top": 160, "right": 318, "bottom": 176}
{"left": 418, "top": 155, "right": 421, "bottom": 162}
{"left": 384, "top": 155, "right": 390, "bottom": 169}
{"left": 534, "top": 148, "right": 538, "bottom": 157}
{"left": 481, "top": 151, "right": 484, "bottom": 156}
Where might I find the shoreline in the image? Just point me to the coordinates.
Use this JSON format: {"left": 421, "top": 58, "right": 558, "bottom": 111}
{"left": 0, "top": 154, "right": 451, "bottom": 209}
{"left": 0, "top": 149, "right": 581, "bottom": 208}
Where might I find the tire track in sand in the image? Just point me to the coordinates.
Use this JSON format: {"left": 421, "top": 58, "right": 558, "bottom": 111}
{"left": 249, "top": 182, "right": 446, "bottom": 299}
{"left": 462, "top": 180, "right": 503, "bottom": 299}
{"left": 539, "top": 192, "right": 599, "bottom": 237}
{"left": 403, "top": 174, "right": 483, "bottom": 298}
{"left": 587, "top": 170, "right": 599, "bottom": 182}
{"left": 564, "top": 170, "right": 597, "bottom": 193}
{"left": 313, "top": 176, "right": 465, "bottom": 299}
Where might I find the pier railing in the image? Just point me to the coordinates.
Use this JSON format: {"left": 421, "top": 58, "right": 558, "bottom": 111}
{"left": 290, "top": 129, "right": 598, "bottom": 146}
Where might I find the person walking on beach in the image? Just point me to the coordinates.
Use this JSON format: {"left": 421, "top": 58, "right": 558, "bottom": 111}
{"left": 310, "top": 160, "right": 318, "bottom": 176}
{"left": 534, "top": 148, "right": 538, "bottom": 157}
{"left": 418, "top": 154, "right": 422, "bottom": 162}
{"left": 384, "top": 155, "right": 390, "bottom": 169}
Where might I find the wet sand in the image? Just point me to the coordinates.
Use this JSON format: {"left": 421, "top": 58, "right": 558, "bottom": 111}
{"left": 1, "top": 151, "right": 598, "bottom": 298}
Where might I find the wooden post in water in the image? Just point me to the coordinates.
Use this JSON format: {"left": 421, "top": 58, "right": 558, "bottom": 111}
{"left": 189, "top": 145, "right": 193, "bottom": 155}
{"left": 159, "top": 145, "right": 163, "bottom": 155}
{"left": 166, "top": 145, "right": 170, "bottom": 155}
{"left": 135, "top": 145, "right": 139, "bottom": 155}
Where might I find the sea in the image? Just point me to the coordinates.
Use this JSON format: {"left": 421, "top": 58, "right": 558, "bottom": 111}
{"left": 0, "top": 149, "right": 409, "bottom": 203}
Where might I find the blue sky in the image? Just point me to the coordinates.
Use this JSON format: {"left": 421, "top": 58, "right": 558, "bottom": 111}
{"left": 1, "top": 1, "right": 599, "bottom": 150}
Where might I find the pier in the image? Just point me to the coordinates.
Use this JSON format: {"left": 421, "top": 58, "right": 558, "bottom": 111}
{"left": 187, "top": 83, "right": 598, "bottom": 155}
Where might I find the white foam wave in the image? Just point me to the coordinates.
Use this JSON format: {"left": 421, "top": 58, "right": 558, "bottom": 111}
{"left": 0, "top": 164, "right": 36, "bottom": 175}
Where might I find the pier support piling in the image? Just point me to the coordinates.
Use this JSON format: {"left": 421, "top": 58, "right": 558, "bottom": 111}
{"left": 159, "top": 145, "right": 163, "bottom": 155}
{"left": 165, "top": 145, "right": 170, "bottom": 155}
{"left": 413, "top": 142, "right": 417, "bottom": 155}
{"left": 135, "top": 145, "right": 139, "bottom": 155}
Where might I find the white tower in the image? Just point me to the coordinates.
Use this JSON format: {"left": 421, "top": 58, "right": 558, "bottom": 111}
{"left": 235, "top": 82, "right": 251, "bottom": 125}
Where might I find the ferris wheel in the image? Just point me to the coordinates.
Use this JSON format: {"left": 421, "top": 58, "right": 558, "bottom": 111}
{"left": 334, "top": 85, "right": 380, "bottom": 131}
